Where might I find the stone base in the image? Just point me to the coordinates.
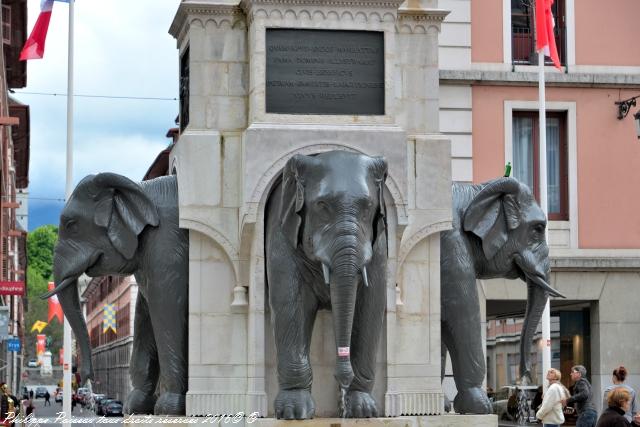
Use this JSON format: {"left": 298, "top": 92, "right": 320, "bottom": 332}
{"left": 124, "top": 415, "right": 498, "bottom": 427}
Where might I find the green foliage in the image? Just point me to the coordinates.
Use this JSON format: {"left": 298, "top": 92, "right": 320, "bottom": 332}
{"left": 25, "top": 225, "right": 63, "bottom": 362}
{"left": 26, "top": 225, "right": 58, "bottom": 281}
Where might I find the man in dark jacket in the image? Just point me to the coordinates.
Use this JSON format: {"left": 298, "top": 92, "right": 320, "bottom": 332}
{"left": 562, "top": 365, "right": 598, "bottom": 427}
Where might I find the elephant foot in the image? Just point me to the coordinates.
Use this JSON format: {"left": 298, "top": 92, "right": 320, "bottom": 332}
{"left": 342, "top": 390, "right": 378, "bottom": 418}
{"left": 453, "top": 387, "right": 492, "bottom": 414}
{"left": 154, "top": 392, "right": 186, "bottom": 415}
{"left": 275, "top": 389, "right": 315, "bottom": 419}
{"left": 124, "top": 389, "right": 156, "bottom": 415}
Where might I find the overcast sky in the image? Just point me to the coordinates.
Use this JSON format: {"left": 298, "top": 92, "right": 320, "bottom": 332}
{"left": 14, "top": 0, "right": 181, "bottom": 230}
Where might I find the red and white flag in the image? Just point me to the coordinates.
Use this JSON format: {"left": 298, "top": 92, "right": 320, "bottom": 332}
{"left": 535, "top": 0, "right": 561, "bottom": 69}
{"left": 47, "top": 282, "right": 64, "bottom": 324}
{"left": 19, "top": 0, "right": 70, "bottom": 61}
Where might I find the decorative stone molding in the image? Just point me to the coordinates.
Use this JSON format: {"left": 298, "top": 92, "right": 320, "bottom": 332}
{"left": 169, "top": 2, "right": 246, "bottom": 46}
{"left": 384, "top": 391, "right": 444, "bottom": 416}
{"left": 187, "top": 393, "right": 249, "bottom": 416}
{"left": 396, "top": 8, "right": 449, "bottom": 34}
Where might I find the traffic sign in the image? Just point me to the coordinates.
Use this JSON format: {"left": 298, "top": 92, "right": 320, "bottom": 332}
{"left": 7, "top": 338, "right": 20, "bottom": 352}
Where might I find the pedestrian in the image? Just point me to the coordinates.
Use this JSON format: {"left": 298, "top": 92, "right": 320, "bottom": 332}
{"left": 603, "top": 366, "right": 638, "bottom": 424}
{"left": 28, "top": 390, "right": 33, "bottom": 400}
{"left": 24, "top": 397, "right": 34, "bottom": 417}
{"left": 561, "top": 365, "right": 598, "bottom": 427}
{"left": 536, "top": 368, "right": 570, "bottom": 427}
{"left": 44, "top": 390, "right": 50, "bottom": 406}
{"left": 596, "top": 387, "right": 640, "bottom": 427}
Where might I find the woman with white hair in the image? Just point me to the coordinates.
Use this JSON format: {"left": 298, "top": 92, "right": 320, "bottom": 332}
{"left": 537, "top": 368, "right": 570, "bottom": 427}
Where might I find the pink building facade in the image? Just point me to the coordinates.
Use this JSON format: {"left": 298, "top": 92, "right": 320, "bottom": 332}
{"left": 438, "top": 0, "right": 640, "bottom": 412}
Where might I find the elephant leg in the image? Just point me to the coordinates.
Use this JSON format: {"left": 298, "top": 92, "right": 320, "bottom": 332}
{"left": 147, "top": 279, "right": 188, "bottom": 415}
{"left": 125, "top": 294, "right": 159, "bottom": 415}
{"left": 343, "top": 262, "right": 385, "bottom": 417}
{"left": 441, "top": 278, "right": 491, "bottom": 414}
{"left": 441, "top": 342, "right": 452, "bottom": 413}
{"left": 270, "top": 267, "right": 318, "bottom": 420}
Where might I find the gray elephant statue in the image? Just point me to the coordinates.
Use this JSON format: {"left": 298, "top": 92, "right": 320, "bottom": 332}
{"left": 42, "top": 173, "right": 188, "bottom": 415}
{"left": 265, "top": 151, "right": 388, "bottom": 419}
{"left": 441, "top": 177, "right": 564, "bottom": 414}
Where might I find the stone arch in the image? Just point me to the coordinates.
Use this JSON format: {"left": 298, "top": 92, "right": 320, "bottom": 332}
{"left": 248, "top": 143, "right": 407, "bottom": 224}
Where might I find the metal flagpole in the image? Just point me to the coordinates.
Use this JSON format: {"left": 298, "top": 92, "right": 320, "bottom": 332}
{"left": 63, "top": 0, "right": 74, "bottom": 424}
{"left": 538, "top": 50, "right": 551, "bottom": 393}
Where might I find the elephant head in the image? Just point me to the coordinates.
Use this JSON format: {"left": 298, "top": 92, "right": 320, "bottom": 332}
{"left": 42, "top": 173, "right": 159, "bottom": 382}
{"left": 279, "top": 151, "right": 387, "bottom": 389}
{"left": 462, "top": 177, "right": 564, "bottom": 383}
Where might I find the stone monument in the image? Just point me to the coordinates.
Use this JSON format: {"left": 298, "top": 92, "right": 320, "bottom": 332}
{"left": 168, "top": 0, "right": 495, "bottom": 424}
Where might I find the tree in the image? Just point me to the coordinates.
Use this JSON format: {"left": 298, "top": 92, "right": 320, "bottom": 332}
{"left": 25, "top": 225, "right": 63, "bottom": 362}
{"left": 26, "top": 225, "right": 58, "bottom": 280}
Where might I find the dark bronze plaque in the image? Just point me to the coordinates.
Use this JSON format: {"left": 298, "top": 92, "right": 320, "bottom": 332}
{"left": 266, "top": 29, "right": 385, "bottom": 115}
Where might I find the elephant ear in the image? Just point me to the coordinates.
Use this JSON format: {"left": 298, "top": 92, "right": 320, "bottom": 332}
{"left": 369, "top": 156, "right": 388, "bottom": 249}
{"left": 462, "top": 178, "right": 521, "bottom": 260}
{"left": 92, "top": 172, "right": 160, "bottom": 259}
{"left": 280, "top": 155, "right": 310, "bottom": 248}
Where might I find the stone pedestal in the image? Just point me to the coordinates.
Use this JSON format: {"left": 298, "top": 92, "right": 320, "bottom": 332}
{"left": 124, "top": 415, "right": 498, "bottom": 427}
{"left": 169, "top": 0, "right": 452, "bottom": 418}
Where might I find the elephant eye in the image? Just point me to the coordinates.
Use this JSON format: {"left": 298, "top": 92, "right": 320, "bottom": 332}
{"left": 533, "top": 223, "right": 545, "bottom": 235}
{"left": 316, "top": 200, "right": 331, "bottom": 214}
{"left": 65, "top": 220, "right": 78, "bottom": 234}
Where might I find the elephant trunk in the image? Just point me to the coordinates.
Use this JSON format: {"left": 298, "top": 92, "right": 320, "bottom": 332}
{"left": 328, "top": 235, "right": 363, "bottom": 391}
{"left": 55, "top": 277, "right": 94, "bottom": 383}
{"left": 519, "top": 277, "right": 549, "bottom": 384}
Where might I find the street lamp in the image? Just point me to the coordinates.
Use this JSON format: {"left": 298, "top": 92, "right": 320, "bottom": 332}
{"left": 615, "top": 95, "right": 640, "bottom": 139}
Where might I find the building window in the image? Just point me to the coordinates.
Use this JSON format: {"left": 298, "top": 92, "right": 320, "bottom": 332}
{"left": 512, "top": 111, "right": 568, "bottom": 220}
{"left": 511, "top": 0, "right": 566, "bottom": 66}
{"left": 2, "top": 5, "right": 11, "bottom": 45}
{"left": 179, "top": 47, "right": 189, "bottom": 133}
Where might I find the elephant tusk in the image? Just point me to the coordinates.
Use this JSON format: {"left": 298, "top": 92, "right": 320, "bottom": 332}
{"left": 362, "top": 267, "right": 369, "bottom": 287}
{"left": 532, "top": 276, "right": 565, "bottom": 298}
{"left": 40, "top": 277, "right": 76, "bottom": 299}
{"left": 322, "top": 263, "right": 331, "bottom": 286}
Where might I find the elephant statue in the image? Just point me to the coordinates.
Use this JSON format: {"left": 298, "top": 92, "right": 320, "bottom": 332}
{"left": 42, "top": 173, "right": 188, "bottom": 415}
{"left": 265, "top": 151, "right": 388, "bottom": 419}
{"left": 440, "top": 177, "right": 564, "bottom": 414}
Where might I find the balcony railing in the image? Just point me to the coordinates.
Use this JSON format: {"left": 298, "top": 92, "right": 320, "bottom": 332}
{"left": 512, "top": 26, "right": 566, "bottom": 66}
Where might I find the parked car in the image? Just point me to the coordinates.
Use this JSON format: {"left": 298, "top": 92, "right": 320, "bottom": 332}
{"left": 96, "top": 398, "right": 116, "bottom": 416}
{"left": 491, "top": 385, "right": 539, "bottom": 422}
{"left": 103, "top": 400, "right": 123, "bottom": 417}
{"left": 35, "top": 386, "right": 48, "bottom": 398}
{"left": 27, "top": 359, "right": 38, "bottom": 368}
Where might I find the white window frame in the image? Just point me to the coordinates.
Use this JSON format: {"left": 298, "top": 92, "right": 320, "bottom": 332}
{"left": 504, "top": 100, "right": 578, "bottom": 248}
{"left": 503, "top": 0, "right": 575, "bottom": 69}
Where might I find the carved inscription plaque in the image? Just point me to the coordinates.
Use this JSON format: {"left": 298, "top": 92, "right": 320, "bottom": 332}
{"left": 266, "top": 29, "right": 384, "bottom": 115}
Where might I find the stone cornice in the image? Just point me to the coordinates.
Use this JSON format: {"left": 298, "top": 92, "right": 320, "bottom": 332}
{"left": 169, "top": 1, "right": 244, "bottom": 39}
{"left": 397, "top": 7, "right": 449, "bottom": 22}
{"left": 241, "top": 0, "right": 405, "bottom": 10}
{"left": 440, "top": 69, "right": 640, "bottom": 88}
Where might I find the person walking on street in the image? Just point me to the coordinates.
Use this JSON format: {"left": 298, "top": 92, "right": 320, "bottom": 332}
{"left": 44, "top": 390, "right": 50, "bottom": 406}
{"left": 537, "top": 368, "right": 571, "bottom": 427}
{"left": 596, "top": 387, "right": 640, "bottom": 427}
{"left": 562, "top": 365, "right": 598, "bottom": 427}
{"left": 603, "top": 366, "right": 638, "bottom": 424}
{"left": 0, "top": 383, "right": 20, "bottom": 426}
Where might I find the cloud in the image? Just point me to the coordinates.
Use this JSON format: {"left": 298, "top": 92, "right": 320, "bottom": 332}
{"left": 16, "top": 0, "right": 181, "bottom": 230}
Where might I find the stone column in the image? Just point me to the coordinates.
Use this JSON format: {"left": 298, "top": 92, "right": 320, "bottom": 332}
{"left": 169, "top": 1, "right": 250, "bottom": 416}
{"left": 385, "top": 3, "right": 451, "bottom": 416}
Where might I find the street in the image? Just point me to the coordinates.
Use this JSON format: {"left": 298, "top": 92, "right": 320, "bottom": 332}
{"left": 17, "top": 397, "right": 123, "bottom": 426}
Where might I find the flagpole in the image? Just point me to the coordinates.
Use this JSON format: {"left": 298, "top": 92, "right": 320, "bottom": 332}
{"left": 63, "top": 0, "right": 74, "bottom": 424}
{"left": 538, "top": 50, "right": 551, "bottom": 393}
